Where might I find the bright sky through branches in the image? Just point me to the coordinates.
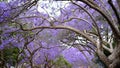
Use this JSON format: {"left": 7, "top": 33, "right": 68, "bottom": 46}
{"left": 38, "top": 1, "right": 70, "bottom": 17}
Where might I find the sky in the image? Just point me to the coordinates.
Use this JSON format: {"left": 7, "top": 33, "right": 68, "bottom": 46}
{"left": 37, "top": 1, "right": 70, "bottom": 17}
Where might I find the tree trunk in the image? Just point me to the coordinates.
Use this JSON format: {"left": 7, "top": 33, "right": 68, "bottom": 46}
{"left": 97, "top": 49, "right": 111, "bottom": 68}
{"left": 109, "top": 41, "right": 120, "bottom": 68}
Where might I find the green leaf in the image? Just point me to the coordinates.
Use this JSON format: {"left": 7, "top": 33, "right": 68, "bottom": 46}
{"left": 54, "top": 56, "right": 72, "bottom": 68}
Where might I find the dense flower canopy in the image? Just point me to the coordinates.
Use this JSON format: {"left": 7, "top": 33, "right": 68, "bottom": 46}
{"left": 0, "top": 0, "right": 120, "bottom": 68}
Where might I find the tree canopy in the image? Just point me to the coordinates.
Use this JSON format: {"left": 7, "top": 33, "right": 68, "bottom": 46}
{"left": 0, "top": 0, "right": 120, "bottom": 68}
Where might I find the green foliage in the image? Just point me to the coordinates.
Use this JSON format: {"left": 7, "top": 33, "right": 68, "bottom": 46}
{"left": 0, "top": 46, "right": 21, "bottom": 66}
{"left": 54, "top": 56, "right": 72, "bottom": 68}
{"left": 8, "top": 23, "right": 17, "bottom": 27}
{"left": 0, "top": 0, "right": 8, "bottom": 2}
{"left": 8, "top": 22, "right": 35, "bottom": 38}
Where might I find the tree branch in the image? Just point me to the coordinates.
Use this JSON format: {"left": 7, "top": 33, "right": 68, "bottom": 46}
{"left": 108, "top": 0, "right": 120, "bottom": 26}
{"left": 80, "top": 0, "right": 120, "bottom": 38}
{"left": 19, "top": 24, "right": 97, "bottom": 46}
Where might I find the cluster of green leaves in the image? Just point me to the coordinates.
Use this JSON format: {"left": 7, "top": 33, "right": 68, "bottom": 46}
{"left": 0, "top": 46, "right": 23, "bottom": 66}
{"left": 0, "top": 0, "right": 8, "bottom": 2}
{"left": 54, "top": 56, "right": 72, "bottom": 68}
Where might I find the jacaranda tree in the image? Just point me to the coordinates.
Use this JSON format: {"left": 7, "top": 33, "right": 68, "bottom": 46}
{"left": 0, "top": 0, "right": 120, "bottom": 68}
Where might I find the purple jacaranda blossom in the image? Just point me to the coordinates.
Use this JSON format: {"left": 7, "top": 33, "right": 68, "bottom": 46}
{"left": 62, "top": 47, "right": 94, "bottom": 67}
